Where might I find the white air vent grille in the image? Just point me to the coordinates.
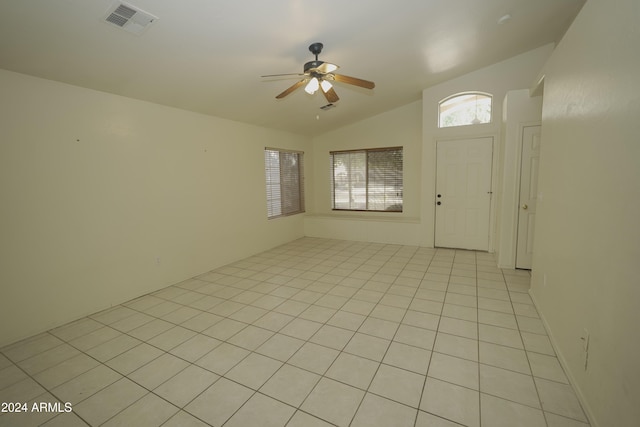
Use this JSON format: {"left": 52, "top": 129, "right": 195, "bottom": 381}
{"left": 104, "top": 2, "right": 157, "bottom": 35}
{"left": 107, "top": 4, "right": 137, "bottom": 26}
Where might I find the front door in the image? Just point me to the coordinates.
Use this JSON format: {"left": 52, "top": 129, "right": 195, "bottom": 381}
{"left": 515, "top": 125, "right": 541, "bottom": 269}
{"left": 435, "top": 137, "right": 493, "bottom": 250}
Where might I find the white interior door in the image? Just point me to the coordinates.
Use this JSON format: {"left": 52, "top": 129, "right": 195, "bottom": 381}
{"left": 516, "top": 125, "right": 541, "bottom": 269}
{"left": 435, "top": 137, "right": 493, "bottom": 250}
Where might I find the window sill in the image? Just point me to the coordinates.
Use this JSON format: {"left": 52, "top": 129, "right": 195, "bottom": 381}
{"left": 304, "top": 213, "right": 420, "bottom": 223}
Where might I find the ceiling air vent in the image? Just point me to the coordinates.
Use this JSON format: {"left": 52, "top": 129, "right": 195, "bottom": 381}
{"left": 320, "top": 103, "right": 336, "bottom": 111}
{"left": 104, "top": 2, "right": 157, "bottom": 35}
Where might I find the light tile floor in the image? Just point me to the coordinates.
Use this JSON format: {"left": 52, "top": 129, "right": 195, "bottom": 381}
{"left": 0, "top": 238, "right": 591, "bottom": 426}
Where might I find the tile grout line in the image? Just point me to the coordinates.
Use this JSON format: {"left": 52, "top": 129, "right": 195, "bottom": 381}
{"left": 413, "top": 247, "right": 453, "bottom": 427}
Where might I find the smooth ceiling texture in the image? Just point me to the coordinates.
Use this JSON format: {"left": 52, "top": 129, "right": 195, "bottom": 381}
{"left": 0, "top": 0, "right": 585, "bottom": 136}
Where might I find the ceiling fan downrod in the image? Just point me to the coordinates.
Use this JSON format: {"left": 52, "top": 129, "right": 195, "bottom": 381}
{"left": 309, "top": 42, "right": 323, "bottom": 58}
{"left": 305, "top": 42, "right": 325, "bottom": 72}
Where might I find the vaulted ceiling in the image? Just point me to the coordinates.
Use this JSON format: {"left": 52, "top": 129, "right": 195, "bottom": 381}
{"left": 0, "top": 0, "right": 585, "bottom": 136}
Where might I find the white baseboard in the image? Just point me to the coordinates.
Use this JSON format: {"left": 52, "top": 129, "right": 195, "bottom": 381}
{"left": 528, "top": 290, "right": 598, "bottom": 427}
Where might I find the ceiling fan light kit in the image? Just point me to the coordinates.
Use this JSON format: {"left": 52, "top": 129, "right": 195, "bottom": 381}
{"left": 320, "top": 80, "right": 333, "bottom": 92}
{"left": 263, "top": 42, "right": 375, "bottom": 104}
{"left": 304, "top": 77, "right": 320, "bottom": 94}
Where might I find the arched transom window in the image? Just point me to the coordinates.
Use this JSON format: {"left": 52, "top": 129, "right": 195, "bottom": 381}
{"left": 438, "top": 92, "right": 492, "bottom": 128}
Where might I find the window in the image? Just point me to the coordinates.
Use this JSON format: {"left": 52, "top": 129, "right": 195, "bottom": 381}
{"left": 331, "top": 147, "right": 403, "bottom": 212}
{"left": 264, "top": 148, "right": 304, "bottom": 219}
{"left": 439, "top": 92, "right": 492, "bottom": 128}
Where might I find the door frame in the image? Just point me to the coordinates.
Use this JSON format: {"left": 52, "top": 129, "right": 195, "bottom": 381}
{"left": 433, "top": 134, "right": 499, "bottom": 251}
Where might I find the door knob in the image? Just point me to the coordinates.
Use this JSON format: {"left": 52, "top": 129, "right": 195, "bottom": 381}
{"left": 522, "top": 204, "right": 528, "bottom": 210}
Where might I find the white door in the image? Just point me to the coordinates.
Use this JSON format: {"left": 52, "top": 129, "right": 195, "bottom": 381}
{"left": 516, "top": 125, "right": 541, "bottom": 269}
{"left": 435, "top": 137, "right": 493, "bottom": 250}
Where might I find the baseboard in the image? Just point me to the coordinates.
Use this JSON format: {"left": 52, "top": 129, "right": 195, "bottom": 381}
{"left": 528, "top": 290, "right": 599, "bottom": 427}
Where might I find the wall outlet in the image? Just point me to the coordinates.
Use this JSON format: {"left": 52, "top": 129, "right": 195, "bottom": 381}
{"left": 155, "top": 257, "right": 161, "bottom": 265}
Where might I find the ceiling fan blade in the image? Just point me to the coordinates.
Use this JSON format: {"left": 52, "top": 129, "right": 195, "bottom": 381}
{"left": 322, "top": 86, "right": 340, "bottom": 103}
{"left": 275, "top": 79, "right": 306, "bottom": 99}
{"left": 261, "top": 73, "right": 306, "bottom": 78}
{"left": 332, "top": 74, "right": 375, "bottom": 89}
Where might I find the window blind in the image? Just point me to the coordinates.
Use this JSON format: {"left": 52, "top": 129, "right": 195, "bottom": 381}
{"left": 265, "top": 148, "right": 304, "bottom": 219}
{"left": 331, "top": 147, "right": 403, "bottom": 212}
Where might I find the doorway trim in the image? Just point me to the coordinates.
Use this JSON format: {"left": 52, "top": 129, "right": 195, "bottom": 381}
{"left": 495, "top": 120, "right": 542, "bottom": 268}
{"left": 514, "top": 122, "right": 542, "bottom": 269}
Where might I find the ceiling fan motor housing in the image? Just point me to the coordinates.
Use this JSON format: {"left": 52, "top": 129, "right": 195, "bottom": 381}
{"left": 304, "top": 60, "right": 325, "bottom": 72}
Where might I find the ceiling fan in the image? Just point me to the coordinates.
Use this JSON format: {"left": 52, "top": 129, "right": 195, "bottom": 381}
{"left": 262, "top": 42, "right": 375, "bottom": 103}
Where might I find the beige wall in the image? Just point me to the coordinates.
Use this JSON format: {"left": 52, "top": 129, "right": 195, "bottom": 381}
{"left": 0, "top": 69, "right": 308, "bottom": 347}
{"left": 421, "top": 44, "right": 553, "bottom": 251}
{"left": 305, "top": 45, "right": 554, "bottom": 248}
{"left": 305, "top": 100, "right": 424, "bottom": 244}
{"left": 531, "top": 0, "right": 640, "bottom": 425}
